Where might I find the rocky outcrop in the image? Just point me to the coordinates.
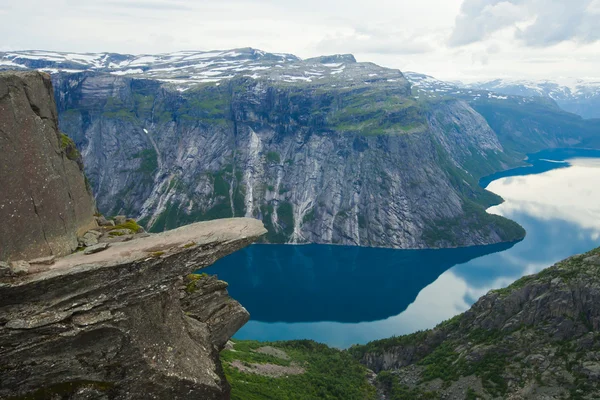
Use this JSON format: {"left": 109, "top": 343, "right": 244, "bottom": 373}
{"left": 351, "top": 247, "right": 600, "bottom": 399}
{"left": 0, "top": 71, "right": 97, "bottom": 262}
{"left": 0, "top": 71, "right": 267, "bottom": 399}
{"left": 181, "top": 274, "right": 250, "bottom": 349}
{"left": 0, "top": 218, "right": 266, "bottom": 400}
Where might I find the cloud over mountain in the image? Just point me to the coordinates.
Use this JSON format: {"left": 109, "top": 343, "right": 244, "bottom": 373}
{"left": 450, "top": 0, "right": 600, "bottom": 47}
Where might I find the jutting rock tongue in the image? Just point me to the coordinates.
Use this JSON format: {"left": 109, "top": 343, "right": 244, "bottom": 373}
{"left": 0, "top": 71, "right": 97, "bottom": 262}
{"left": 0, "top": 70, "right": 268, "bottom": 399}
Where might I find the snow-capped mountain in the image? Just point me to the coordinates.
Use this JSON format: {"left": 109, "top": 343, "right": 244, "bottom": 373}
{"left": 464, "top": 78, "right": 600, "bottom": 119}
{"left": 404, "top": 71, "right": 518, "bottom": 102}
{"left": 0, "top": 48, "right": 408, "bottom": 90}
{"left": 403, "top": 72, "right": 600, "bottom": 119}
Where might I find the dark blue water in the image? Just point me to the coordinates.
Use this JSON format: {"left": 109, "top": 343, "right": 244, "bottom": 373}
{"left": 203, "top": 149, "right": 600, "bottom": 348}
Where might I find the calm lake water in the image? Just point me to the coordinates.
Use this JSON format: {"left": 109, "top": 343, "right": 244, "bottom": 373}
{"left": 202, "top": 149, "right": 600, "bottom": 348}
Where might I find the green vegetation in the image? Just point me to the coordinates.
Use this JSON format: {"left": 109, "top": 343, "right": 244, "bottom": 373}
{"left": 59, "top": 133, "right": 81, "bottom": 163}
{"left": 302, "top": 208, "right": 316, "bottom": 224}
{"left": 472, "top": 97, "right": 600, "bottom": 154}
{"left": 221, "top": 340, "right": 377, "bottom": 400}
{"left": 150, "top": 200, "right": 233, "bottom": 232}
{"left": 259, "top": 201, "right": 295, "bottom": 243}
{"left": 422, "top": 198, "right": 526, "bottom": 247}
{"left": 185, "top": 273, "right": 208, "bottom": 293}
{"left": 265, "top": 151, "right": 281, "bottom": 164}
{"left": 102, "top": 97, "right": 137, "bottom": 121}
{"left": 327, "top": 90, "right": 427, "bottom": 135}
{"left": 348, "top": 330, "right": 430, "bottom": 360}
{"left": 147, "top": 165, "right": 250, "bottom": 232}
{"left": 108, "top": 219, "right": 143, "bottom": 234}
{"left": 177, "top": 87, "right": 230, "bottom": 126}
{"left": 211, "top": 171, "right": 230, "bottom": 197}
{"left": 131, "top": 149, "right": 158, "bottom": 180}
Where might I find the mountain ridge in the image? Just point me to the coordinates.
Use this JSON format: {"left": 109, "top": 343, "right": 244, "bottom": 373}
{"left": 5, "top": 48, "right": 599, "bottom": 249}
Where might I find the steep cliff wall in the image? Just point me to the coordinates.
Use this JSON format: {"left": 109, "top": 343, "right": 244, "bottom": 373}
{"left": 350, "top": 247, "right": 600, "bottom": 399}
{"left": 53, "top": 71, "right": 523, "bottom": 249}
{"left": 0, "top": 71, "right": 97, "bottom": 262}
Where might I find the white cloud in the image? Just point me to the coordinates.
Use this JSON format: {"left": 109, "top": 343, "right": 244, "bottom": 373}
{"left": 450, "top": 0, "right": 600, "bottom": 47}
{"left": 0, "top": 0, "right": 599, "bottom": 81}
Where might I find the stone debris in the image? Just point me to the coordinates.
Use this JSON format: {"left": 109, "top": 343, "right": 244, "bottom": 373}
{"left": 95, "top": 216, "right": 115, "bottom": 227}
{"left": 28, "top": 255, "right": 56, "bottom": 265}
{"left": 229, "top": 360, "right": 305, "bottom": 378}
{"left": 0, "top": 261, "right": 11, "bottom": 277}
{"left": 255, "top": 346, "right": 291, "bottom": 360}
{"left": 9, "top": 260, "right": 30, "bottom": 276}
{"left": 224, "top": 340, "right": 235, "bottom": 351}
{"left": 114, "top": 215, "right": 127, "bottom": 225}
{"left": 584, "top": 255, "right": 600, "bottom": 265}
{"left": 80, "top": 230, "right": 102, "bottom": 247}
{"left": 83, "top": 243, "right": 110, "bottom": 255}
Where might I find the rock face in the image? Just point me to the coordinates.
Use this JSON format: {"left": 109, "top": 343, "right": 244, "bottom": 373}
{"left": 351, "top": 247, "right": 600, "bottom": 399}
{"left": 0, "top": 218, "right": 267, "bottom": 399}
{"left": 19, "top": 49, "right": 525, "bottom": 249}
{"left": 0, "top": 71, "right": 97, "bottom": 262}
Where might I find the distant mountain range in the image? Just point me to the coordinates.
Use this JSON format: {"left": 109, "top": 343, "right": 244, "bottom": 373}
{"left": 2, "top": 49, "right": 598, "bottom": 119}
{"left": 0, "top": 48, "right": 391, "bottom": 89}
{"left": 404, "top": 72, "right": 600, "bottom": 119}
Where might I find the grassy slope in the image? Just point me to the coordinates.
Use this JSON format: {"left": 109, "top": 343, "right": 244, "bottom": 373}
{"left": 221, "top": 340, "right": 376, "bottom": 400}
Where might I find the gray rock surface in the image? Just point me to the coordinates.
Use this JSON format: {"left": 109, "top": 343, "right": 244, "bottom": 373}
{"left": 28, "top": 255, "right": 56, "bottom": 265}
{"left": 9, "top": 260, "right": 30, "bottom": 275}
{"left": 81, "top": 230, "right": 101, "bottom": 246}
{"left": 0, "top": 218, "right": 267, "bottom": 399}
{"left": 0, "top": 71, "right": 97, "bottom": 262}
{"left": 181, "top": 274, "right": 250, "bottom": 350}
{"left": 83, "top": 242, "right": 109, "bottom": 254}
{"left": 48, "top": 56, "right": 523, "bottom": 249}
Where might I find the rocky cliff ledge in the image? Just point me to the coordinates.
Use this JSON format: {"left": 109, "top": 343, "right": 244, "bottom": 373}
{"left": 0, "top": 71, "right": 97, "bottom": 262}
{"left": 0, "top": 218, "right": 266, "bottom": 399}
{"left": 350, "top": 247, "right": 600, "bottom": 399}
{"left": 0, "top": 70, "right": 267, "bottom": 399}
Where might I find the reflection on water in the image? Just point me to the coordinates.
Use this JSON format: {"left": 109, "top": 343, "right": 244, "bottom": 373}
{"left": 202, "top": 149, "right": 600, "bottom": 348}
{"left": 205, "top": 242, "right": 515, "bottom": 324}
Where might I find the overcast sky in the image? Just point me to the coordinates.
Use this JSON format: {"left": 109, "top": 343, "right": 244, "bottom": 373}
{"left": 2, "top": 0, "right": 600, "bottom": 81}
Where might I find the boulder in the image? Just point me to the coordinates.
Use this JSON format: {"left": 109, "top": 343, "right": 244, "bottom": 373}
{"left": 108, "top": 228, "right": 133, "bottom": 237}
{"left": 96, "top": 216, "right": 115, "bottom": 227}
{"left": 9, "top": 260, "right": 30, "bottom": 276}
{"left": 80, "top": 230, "right": 102, "bottom": 247}
{"left": 83, "top": 243, "right": 110, "bottom": 255}
{"left": 584, "top": 255, "right": 600, "bottom": 266}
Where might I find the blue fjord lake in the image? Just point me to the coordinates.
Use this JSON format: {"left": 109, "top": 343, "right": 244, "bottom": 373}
{"left": 202, "top": 149, "right": 600, "bottom": 348}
